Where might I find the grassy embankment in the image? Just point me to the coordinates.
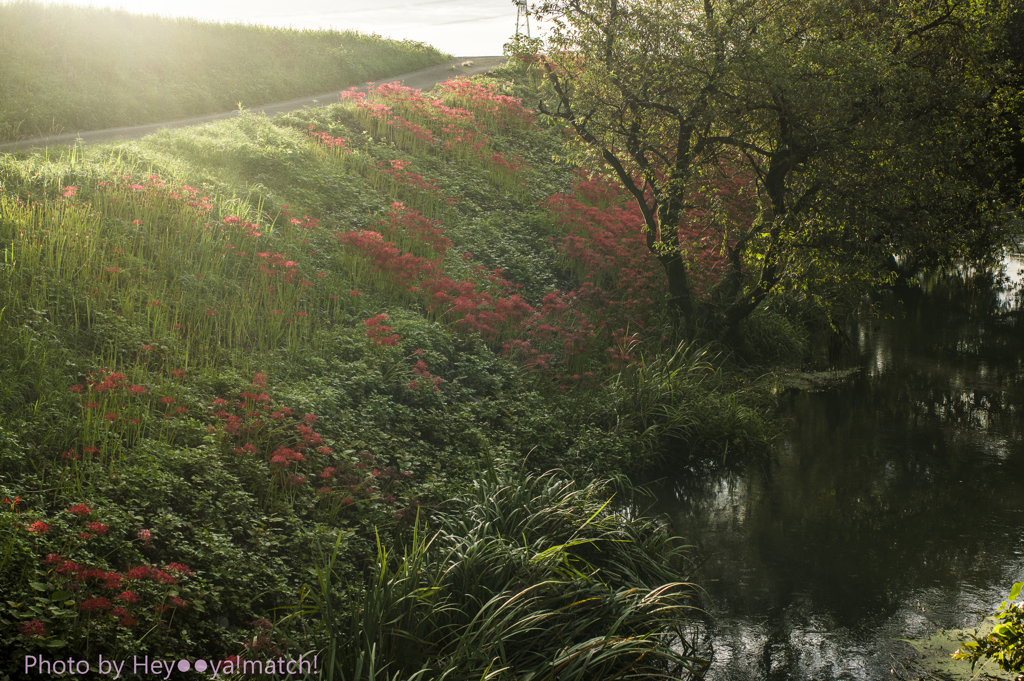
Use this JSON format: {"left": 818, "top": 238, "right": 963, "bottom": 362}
{"left": 0, "top": 42, "right": 777, "bottom": 678}
{"left": 0, "top": 0, "right": 450, "bottom": 144}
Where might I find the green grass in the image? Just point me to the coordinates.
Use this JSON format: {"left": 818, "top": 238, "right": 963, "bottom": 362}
{"left": 0, "top": 57, "right": 769, "bottom": 677}
{"left": 0, "top": 0, "right": 450, "bottom": 143}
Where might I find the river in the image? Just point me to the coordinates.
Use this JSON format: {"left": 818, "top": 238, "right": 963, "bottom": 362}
{"left": 642, "top": 257, "right": 1024, "bottom": 680}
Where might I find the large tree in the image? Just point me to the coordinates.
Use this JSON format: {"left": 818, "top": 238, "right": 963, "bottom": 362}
{"left": 528, "top": 0, "right": 1020, "bottom": 332}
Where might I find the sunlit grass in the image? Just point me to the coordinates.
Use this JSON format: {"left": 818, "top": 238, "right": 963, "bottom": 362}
{"left": 0, "top": 0, "right": 450, "bottom": 143}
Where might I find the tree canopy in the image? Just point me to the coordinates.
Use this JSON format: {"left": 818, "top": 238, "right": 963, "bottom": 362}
{"left": 527, "top": 0, "right": 1022, "bottom": 332}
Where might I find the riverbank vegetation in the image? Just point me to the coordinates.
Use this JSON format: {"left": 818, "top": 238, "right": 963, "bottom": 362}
{"left": 0, "top": 1, "right": 450, "bottom": 144}
{"left": 0, "top": 52, "right": 771, "bottom": 676}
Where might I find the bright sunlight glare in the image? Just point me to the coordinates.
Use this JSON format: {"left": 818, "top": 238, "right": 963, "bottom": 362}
{"left": 34, "top": 0, "right": 541, "bottom": 55}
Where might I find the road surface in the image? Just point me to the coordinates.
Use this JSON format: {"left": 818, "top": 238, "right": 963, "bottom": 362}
{"left": 0, "top": 56, "right": 507, "bottom": 154}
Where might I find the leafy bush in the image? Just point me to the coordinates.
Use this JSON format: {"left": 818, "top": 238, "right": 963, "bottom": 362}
{"left": 954, "top": 582, "right": 1024, "bottom": 675}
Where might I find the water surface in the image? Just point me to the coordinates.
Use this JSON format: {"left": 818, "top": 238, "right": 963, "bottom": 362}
{"left": 644, "top": 260, "right": 1024, "bottom": 680}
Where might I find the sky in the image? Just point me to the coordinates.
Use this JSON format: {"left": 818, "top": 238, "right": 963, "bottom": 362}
{"left": 36, "top": 0, "right": 543, "bottom": 56}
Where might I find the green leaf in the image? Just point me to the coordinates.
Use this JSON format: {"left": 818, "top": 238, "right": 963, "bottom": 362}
{"left": 50, "top": 591, "right": 72, "bottom": 601}
{"left": 28, "top": 582, "right": 47, "bottom": 592}
{"left": 1009, "top": 582, "right": 1023, "bottom": 602}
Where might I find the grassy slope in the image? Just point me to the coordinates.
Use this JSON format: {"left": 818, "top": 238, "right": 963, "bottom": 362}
{"left": 0, "top": 60, "right": 764, "bottom": 676}
{"left": 0, "top": 0, "right": 450, "bottom": 143}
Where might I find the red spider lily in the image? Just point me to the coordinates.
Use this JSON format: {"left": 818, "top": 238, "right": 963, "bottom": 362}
{"left": 117, "top": 590, "right": 141, "bottom": 603}
{"left": 80, "top": 597, "right": 112, "bottom": 612}
{"left": 20, "top": 620, "right": 46, "bottom": 637}
{"left": 27, "top": 521, "right": 49, "bottom": 534}
{"left": 67, "top": 504, "right": 93, "bottom": 516}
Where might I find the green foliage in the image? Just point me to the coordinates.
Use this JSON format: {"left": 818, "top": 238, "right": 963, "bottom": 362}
{"left": 529, "top": 0, "right": 1021, "bottom": 330}
{"left": 954, "top": 582, "right": 1024, "bottom": 674}
{"left": 608, "top": 339, "right": 769, "bottom": 457}
{"left": 738, "top": 306, "right": 810, "bottom": 364}
{"left": 298, "top": 472, "right": 709, "bottom": 680}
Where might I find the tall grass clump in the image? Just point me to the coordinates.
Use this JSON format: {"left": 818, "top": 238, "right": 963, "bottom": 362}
{"left": 300, "top": 472, "right": 709, "bottom": 680}
{"left": 0, "top": 0, "right": 450, "bottom": 143}
{"left": 608, "top": 339, "right": 769, "bottom": 456}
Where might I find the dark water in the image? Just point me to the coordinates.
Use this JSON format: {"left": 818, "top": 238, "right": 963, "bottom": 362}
{"left": 642, "top": 258, "right": 1024, "bottom": 680}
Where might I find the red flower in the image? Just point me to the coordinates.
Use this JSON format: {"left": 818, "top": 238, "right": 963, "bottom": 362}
{"left": 27, "top": 521, "right": 49, "bottom": 534}
{"left": 126, "top": 566, "right": 152, "bottom": 580}
{"left": 20, "top": 620, "right": 46, "bottom": 637}
{"left": 80, "top": 597, "right": 112, "bottom": 612}
{"left": 129, "top": 385, "right": 146, "bottom": 394}
{"left": 87, "top": 521, "right": 109, "bottom": 535}
{"left": 67, "top": 504, "right": 93, "bottom": 515}
{"left": 117, "top": 590, "right": 140, "bottom": 603}
{"left": 103, "top": 413, "right": 117, "bottom": 421}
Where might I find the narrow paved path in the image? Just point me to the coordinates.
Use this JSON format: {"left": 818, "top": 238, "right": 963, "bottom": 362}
{"left": 0, "top": 56, "right": 507, "bottom": 154}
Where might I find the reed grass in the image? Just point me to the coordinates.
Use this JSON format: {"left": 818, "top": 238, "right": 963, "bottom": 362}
{"left": 0, "top": 0, "right": 450, "bottom": 143}
{"left": 300, "top": 472, "right": 709, "bottom": 680}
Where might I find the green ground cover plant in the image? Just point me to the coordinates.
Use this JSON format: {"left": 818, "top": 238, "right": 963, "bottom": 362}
{"left": 0, "top": 56, "right": 770, "bottom": 677}
{"left": 0, "top": 0, "right": 450, "bottom": 144}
